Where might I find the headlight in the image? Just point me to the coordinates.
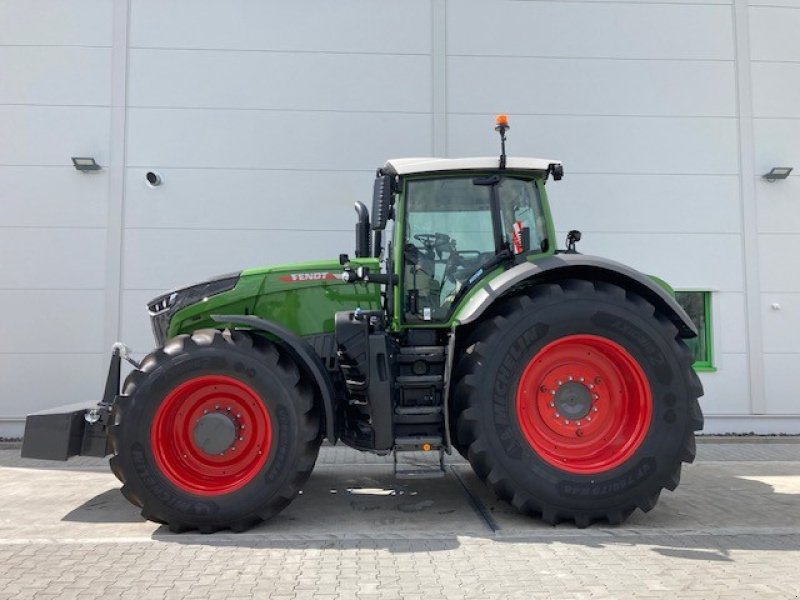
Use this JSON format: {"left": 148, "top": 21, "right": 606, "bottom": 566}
{"left": 147, "top": 273, "right": 240, "bottom": 345}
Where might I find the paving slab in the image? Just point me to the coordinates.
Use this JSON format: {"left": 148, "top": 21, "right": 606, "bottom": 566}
{"left": 2, "top": 445, "right": 800, "bottom": 599}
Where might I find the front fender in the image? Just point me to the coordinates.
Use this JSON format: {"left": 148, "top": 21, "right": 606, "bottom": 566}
{"left": 211, "top": 314, "right": 339, "bottom": 443}
{"left": 454, "top": 254, "right": 697, "bottom": 338}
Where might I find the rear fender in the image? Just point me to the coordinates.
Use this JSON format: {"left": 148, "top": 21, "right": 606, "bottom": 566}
{"left": 454, "top": 254, "right": 697, "bottom": 338}
{"left": 211, "top": 315, "right": 339, "bottom": 443}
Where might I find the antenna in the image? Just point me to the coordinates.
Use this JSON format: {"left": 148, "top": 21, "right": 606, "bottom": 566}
{"left": 495, "top": 114, "right": 509, "bottom": 169}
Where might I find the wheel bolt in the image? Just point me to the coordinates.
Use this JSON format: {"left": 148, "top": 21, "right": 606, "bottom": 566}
{"left": 593, "top": 394, "right": 599, "bottom": 400}
{"left": 239, "top": 437, "right": 244, "bottom": 441}
{"left": 549, "top": 402, "right": 555, "bottom": 408}
{"left": 550, "top": 390, "right": 556, "bottom": 396}
{"left": 593, "top": 407, "right": 598, "bottom": 412}
{"left": 579, "top": 377, "right": 585, "bottom": 382}
{"left": 564, "top": 419, "right": 570, "bottom": 425}
{"left": 568, "top": 376, "right": 573, "bottom": 381}
{"left": 555, "top": 413, "right": 560, "bottom": 418}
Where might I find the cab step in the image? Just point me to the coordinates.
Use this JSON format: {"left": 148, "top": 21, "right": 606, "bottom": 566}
{"left": 394, "top": 406, "right": 442, "bottom": 416}
{"left": 393, "top": 436, "right": 446, "bottom": 479}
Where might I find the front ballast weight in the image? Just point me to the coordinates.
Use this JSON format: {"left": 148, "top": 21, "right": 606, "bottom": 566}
{"left": 20, "top": 343, "right": 134, "bottom": 461}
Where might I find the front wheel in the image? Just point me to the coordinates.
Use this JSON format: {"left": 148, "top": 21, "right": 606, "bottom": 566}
{"left": 453, "top": 279, "right": 703, "bottom": 527}
{"left": 109, "top": 329, "right": 321, "bottom": 533}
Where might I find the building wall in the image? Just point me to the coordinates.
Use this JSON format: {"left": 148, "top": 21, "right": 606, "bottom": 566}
{"left": 0, "top": 0, "right": 798, "bottom": 436}
{"left": 0, "top": 0, "right": 112, "bottom": 432}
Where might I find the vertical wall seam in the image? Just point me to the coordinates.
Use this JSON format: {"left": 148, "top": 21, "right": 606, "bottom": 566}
{"left": 103, "top": 0, "right": 130, "bottom": 356}
{"left": 732, "top": 0, "right": 767, "bottom": 414}
{"left": 432, "top": 0, "right": 447, "bottom": 157}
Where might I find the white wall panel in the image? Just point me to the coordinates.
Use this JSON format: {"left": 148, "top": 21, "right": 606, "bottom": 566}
{"left": 129, "top": 50, "right": 431, "bottom": 113}
{"left": 124, "top": 168, "right": 371, "bottom": 231}
{"left": 562, "top": 232, "right": 744, "bottom": 291}
{"left": 448, "top": 57, "right": 736, "bottom": 117}
{"left": 755, "top": 176, "right": 800, "bottom": 234}
{"left": 759, "top": 235, "right": 800, "bottom": 292}
{"left": 448, "top": 0, "right": 734, "bottom": 60}
{"left": 0, "top": 291, "right": 104, "bottom": 353}
{"left": 0, "top": 167, "right": 108, "bottom": 227}
{"left": 0, "top": 228, "right": 105, "bottom": 289}
{"left": 750, "top": 6, "right": 800, "bottom": 62}
{"left": 120, "top": 289, "right": 161, "bottom": 356}
{"left": 448, "top": 114, "right": 740, "bottom": 175}
{"left": 753, "top": 119, "right": 800, "bottom": 176}
{"left": 752, "top": 62, "right": 800, "bottom": 118}
{"left": 552, "top": 0, "right": 730, "bottom": 3}
{"left": 127, "top": 109, "right": 431, "bottom": 171}
{"left": 698, "top": 354, "right": 750, "bottom": 415}
{"left": 764, "top": 354, "right": 800, "bottom": 414}
{"left": 0, "top": 47, "right": 111, "bottom": 106}
{"left": 0, "top": 0, "right": 112, "bottom": 46}
{"left": 0, "top": 106, "right": 110, "bottom": 166}
{"left": 0, "top": 354, "right": 104, "bottom": 417}
{"left": 717, "top": 292, "right": 748, "bottom": 355}
{"left": 549, "top": 174, "right": 741, "bottom": 234}
{"left": 129, "top": 0, "right": 432, "bottom": 54}
{"left": 122, "top": 229, "right": 351, "bottom": 291}
{"left": 760, "top": 293, "right": 800, "bottom": 352}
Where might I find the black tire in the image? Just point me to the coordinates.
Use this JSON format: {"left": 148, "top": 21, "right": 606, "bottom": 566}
{"left": 108, "top": 329, "right": 321, "bottom": 533}
{"left": 452, "top": 279, "right": 703, "bottom": 527}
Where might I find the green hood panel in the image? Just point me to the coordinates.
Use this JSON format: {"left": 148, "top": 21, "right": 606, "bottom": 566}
{"left": 167, "top": 257, "right": 382, "bottom": 339}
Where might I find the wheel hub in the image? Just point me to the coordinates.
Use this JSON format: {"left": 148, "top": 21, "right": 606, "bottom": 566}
{"left": 516, "top": 334, "right": 653, "bottom": 474}
{"left": 193, "top": 412, "right": 237, "bottom": 455}
{"left": 150, "top": 374, "right": 272, "bottom": 496}
{"left": 553, "top": 381, "right": 592, "bottom": 420}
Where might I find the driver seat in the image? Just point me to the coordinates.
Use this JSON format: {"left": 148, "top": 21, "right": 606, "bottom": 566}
{"left": 403, "top": 243, "right": 440, "bottom": 316}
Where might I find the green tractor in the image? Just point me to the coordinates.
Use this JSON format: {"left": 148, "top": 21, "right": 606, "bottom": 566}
{"left": 22, "top": 117, "right": 703, "bottom": 532}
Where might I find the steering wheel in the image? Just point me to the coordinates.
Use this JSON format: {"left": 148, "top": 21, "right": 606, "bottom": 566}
{"left": 413, "top": 232, "right": 449, "bottom": 247}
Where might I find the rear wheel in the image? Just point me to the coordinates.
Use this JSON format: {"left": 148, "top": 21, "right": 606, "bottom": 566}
{"left": 109, "top": 329, "right": 321, "bottom": 533}
{"left": 453, "top": 279, "right": 703, "bottom": 527}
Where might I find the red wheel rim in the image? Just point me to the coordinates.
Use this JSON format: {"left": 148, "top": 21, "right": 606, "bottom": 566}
{"left": 516, "top": 334, "right": 652, "bottom": 474}
{"left": 150, "top": 375, "right": 272, "bottom": 496}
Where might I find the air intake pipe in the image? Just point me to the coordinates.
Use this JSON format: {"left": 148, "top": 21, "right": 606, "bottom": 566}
{"left": 354, "top": 201, "right": 372, "bottom": 258}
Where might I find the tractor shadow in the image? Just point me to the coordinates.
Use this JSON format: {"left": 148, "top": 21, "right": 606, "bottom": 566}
{"left": 63, "top": 489, "right": 143, "bottom": 523}
{"left": 155, "top": 461, "right": 800, "bottom": 558}
{"left": 45, "top": 446, "right": 800, "bottom": 560}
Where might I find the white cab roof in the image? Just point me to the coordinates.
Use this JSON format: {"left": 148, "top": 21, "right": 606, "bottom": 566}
{"left": 384, "top": 156, "right": 561, "bottom": 176}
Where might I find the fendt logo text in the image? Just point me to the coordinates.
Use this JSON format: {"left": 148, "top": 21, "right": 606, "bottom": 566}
{"left": 278, "top": 272, "right": 339, "bottom": 283}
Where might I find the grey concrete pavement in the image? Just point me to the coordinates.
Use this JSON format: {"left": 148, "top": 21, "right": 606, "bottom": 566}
{"left": 0, "top": 444, "right": 799, "bottom": 599}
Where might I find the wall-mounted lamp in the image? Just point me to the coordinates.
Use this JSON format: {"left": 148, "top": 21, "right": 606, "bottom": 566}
{"left": 763, "top": 167, "right": 793, "bottom": 182}
{"left": 71, "top": 157, "right": 101, "bottom": 172}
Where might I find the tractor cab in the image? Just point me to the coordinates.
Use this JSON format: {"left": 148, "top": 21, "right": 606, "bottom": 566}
{"left": 382, "top": 156, "right": 560, "bottom": 325}
{"left": 348, "top": 115, "right": 564, "bottom": 330}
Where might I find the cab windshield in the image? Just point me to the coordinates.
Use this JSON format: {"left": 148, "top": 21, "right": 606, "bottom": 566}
{"left": 402, "top": 175, "right": 547, "bottom": 322}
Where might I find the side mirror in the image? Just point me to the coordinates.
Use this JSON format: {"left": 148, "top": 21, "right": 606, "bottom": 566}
{"left": 371, "top": 174, "right": 393, "bottom": 230}
{"left": 354, "top": 202, "right": 371, "bottom": 258}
